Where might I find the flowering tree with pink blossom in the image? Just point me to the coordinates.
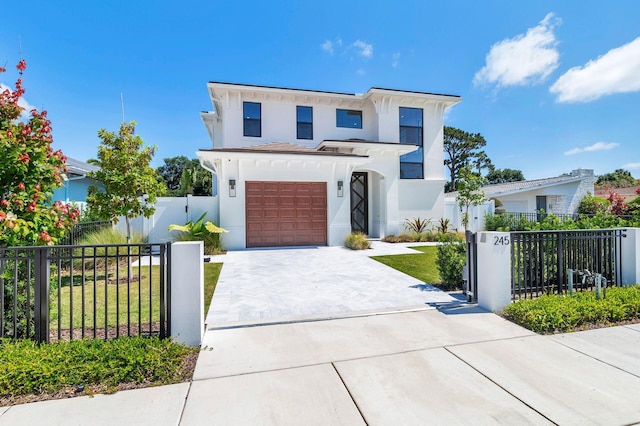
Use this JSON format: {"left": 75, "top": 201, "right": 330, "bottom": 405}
{"left": 0, "top": 59, "right": 78, "bottom": 247}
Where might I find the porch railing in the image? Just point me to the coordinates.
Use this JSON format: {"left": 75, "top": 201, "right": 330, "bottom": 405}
{"left": 0, "top": 242, "right": 171, "bottom": 343}
{"left": 510, "top": 229, "right": 625, "bottom": 299}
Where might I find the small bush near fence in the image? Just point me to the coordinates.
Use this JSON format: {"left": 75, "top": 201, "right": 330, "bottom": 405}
{"left": 0, "top": 336, "right": 197, "bottom": 405}
{"left": 435, "top": 234, "right": 466, "bottom": 291}
{"left": 503, "top": 285, "right": 640, "bottom": 333}
{"left": 344, "top": 232, "right": 370, "bottom": 250}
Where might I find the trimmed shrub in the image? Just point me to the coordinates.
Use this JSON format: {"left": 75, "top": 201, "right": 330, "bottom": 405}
{"left": 503, "top": 285, "right": 640, "bottom": 333}
{"left": 435, "top": 234, "right": 466, "bottom": 291}
{"left": 578, "top": 194, "right": 610, "bottom": 215}
{"left": 344, "top": 232, "right": 370, "bottom": 250}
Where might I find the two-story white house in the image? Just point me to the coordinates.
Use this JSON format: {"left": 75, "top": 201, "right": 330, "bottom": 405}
{"left": 197, "top": 82, "right": 461, "bottom": 249}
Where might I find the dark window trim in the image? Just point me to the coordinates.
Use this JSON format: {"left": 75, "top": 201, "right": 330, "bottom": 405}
{"left": 243, "top": 101, "right": 261, "bottom": 137}
{"left": 399, "top": 107, "right": 423, "bottom": 180}
{"left": 296, "top": 106, "right": 313, "bottom": 140}
{"left": 336, "top": 109, "right": 363, "bottom": 129}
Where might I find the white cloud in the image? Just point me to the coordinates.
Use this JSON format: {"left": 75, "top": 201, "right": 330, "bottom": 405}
{"left": 352, "top": 40, "right": 373, "bottom": 58}
{"left": 622, "top": 162, "right": 640, "bottom": 169}
{"left": 0, "top": 83, "right": 36, "bottom": 119}
{"left": 564, "top": 141, "right": 619, "bottom": 156}
{"left": 356, "top": 68, "right": 366, "bottom": 76}
{"left": 474, "top": 13, "right": 561, "bottom": 88}
{"left": 321, "top": 40, "right": 334, "bottom": 55}
{"left": 550, "top": 37, "right": 640, "bottom": 102}
{"left": 392, "top": 52, "right": 401, "bottom": 68}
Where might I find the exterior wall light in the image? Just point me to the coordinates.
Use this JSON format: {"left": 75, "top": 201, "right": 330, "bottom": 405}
{"left": 337, "top": 180, "right": 344, "bottom": 197}
{"left": 229, "top": 179, "right": 236, "bottom": 197}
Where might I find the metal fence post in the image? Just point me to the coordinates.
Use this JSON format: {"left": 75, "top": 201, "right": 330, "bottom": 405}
{"left": 33, "top": 247, "right": 50, "bottom": 344}
{"left": 567, "top": 269, "right": 574, "bottom": 295}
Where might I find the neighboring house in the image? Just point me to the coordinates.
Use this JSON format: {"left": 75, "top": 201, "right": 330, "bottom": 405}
{"left": 444, "top": 169, "right": 596, "bottom": 231}
{"left": 197, "top": 82, "right": 461, "bottom": 249}
{"left": 52, "top": 157, "right": 102, "bottom": 209}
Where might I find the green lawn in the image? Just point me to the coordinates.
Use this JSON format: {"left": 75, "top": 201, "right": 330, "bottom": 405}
{"left": 50, "top": 262, "right": 223, "bottom": 331}
{"left": 371, "top": 245, "right": 441, "bottom": 285}
{"left": 204, "top": 262, "right": 222, "bottom": 316}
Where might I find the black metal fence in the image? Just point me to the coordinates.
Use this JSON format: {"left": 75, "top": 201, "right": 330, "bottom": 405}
{"left": 501, "top": 212, "right": 579, "bottom": 223}
{"left": 464, "top": 231, "right": 478, "bottom": 302}
{"left": 0, "top": 242, "right": 171, "bottom": 343}
{"left": 58, "top": 221, "right": 113, "bottom": 246}
{"left": 510, "top": 229, "right": 625, "bottom": 299}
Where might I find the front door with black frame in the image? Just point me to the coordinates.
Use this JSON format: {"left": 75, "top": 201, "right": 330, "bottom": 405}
{"left": 350, "top": 172, "right": 368, "bottom": 234}
{"left": 536, "top": 195, "right": 547, "bottom": 221}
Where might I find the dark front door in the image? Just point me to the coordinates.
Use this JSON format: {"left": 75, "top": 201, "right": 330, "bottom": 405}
{"left": 350, "top": 172, "right": 368, "bottom": 234}
{"left": 536, "top": 195, "right": 547, "bottom": 221}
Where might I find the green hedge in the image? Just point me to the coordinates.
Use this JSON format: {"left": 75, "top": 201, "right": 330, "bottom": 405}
{"left": 503, "top": 285, "right": 640, "bottom": 333}
{"left": 0, "top": 336, "right": 196, "bottom": 398}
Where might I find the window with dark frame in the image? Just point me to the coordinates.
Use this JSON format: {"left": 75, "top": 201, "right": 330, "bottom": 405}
{"left": 399, "top": 107, "right": 424, "bottom": 179}
{"left": 296, "top": 106, "right": 313, "bottom": 139}
{"left": 336, "top": 109, "right": 362, "bottom": 129}
{"left": 243, "top": 102, "right": 261, "bottom": 137}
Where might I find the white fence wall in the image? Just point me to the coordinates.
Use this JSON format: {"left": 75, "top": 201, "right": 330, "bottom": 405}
{"left": 475, "top": 228, "right": 640, "bottom": 312}
{"left": 444, "top": 199, "right": 494, "bottom": 232}
{"left": 115, "top": 195, "right": 219, "bottom": 243}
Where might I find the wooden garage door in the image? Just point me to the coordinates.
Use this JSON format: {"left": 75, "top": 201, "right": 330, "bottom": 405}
{"left": 246, "top": 181, "right": 327, "bottom": 248}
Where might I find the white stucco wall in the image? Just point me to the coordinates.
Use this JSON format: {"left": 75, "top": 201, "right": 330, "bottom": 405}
{"left": 214, "top": 156, "right": 360, "bottom": 250}
{"left": 214, "top": 91, "right": 378, "bottom": 149}
{"left": 199, "top": 84, "right": 460, "bottom": 249}
{"left": 494, "top": 179, "right": 594, "bottom": 215}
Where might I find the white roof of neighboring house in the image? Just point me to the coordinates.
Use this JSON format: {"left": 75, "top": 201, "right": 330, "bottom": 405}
{"left": 445, "top": 169, "right": 595, "bottom": 200}
{"left": 66, "top": 157, "right": 99, "bottom": 178}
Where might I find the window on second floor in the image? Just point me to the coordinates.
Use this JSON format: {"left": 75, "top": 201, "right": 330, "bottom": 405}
{"left": 336, "top": 109, "right": 362, "bottom": 129}
{"left": 243, "top": 102, "right": 261, "bottom": 137}
{"left": 296, "top": 106, "right": 313, "bottom": 140}
{"left": 399, "top": 107, "right": 423, "bottom": 179}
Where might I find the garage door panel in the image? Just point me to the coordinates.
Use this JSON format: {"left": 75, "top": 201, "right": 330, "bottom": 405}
{"left": 280, "top": 208, "right": 296, "bottom": 219}
{"left": 296, "top": 208, "right": 312, "bottom": 219}
{"left": 247, "top": 208, "right": 263, "bottom": 220}
{"left": 263, "top": 208, "right": 280, "bottom": 219}
{"left": 246, "top": 181, "right": 327, "bottom": 248}
{"left": 280, "top": 221, "right": 296, "bottom": 231}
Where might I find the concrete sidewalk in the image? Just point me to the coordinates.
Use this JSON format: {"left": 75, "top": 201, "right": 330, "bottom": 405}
{"left": 3, "top": 307, "right": 640, "bottom": 425}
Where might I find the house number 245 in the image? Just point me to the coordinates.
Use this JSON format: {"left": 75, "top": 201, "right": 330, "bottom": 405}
{"left": 494, "top": 236, "right": 510, "bottom": 246}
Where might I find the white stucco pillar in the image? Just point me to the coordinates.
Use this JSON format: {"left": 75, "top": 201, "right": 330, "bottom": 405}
{"left": 476, "top": 232, "right": 512, "bottom": 312}
{"left": 621, "top": 228, "right": 640, "bottom": 286}
{"left": 386, "top": 177, "right": 401, "bottom": 235}
{"left": 170, "top": 241, "right": 204, "bottom": 346}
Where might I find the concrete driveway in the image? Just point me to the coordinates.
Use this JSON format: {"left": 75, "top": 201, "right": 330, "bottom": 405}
{"left": 206, "top": 242, "right": 457, "bottom": 328}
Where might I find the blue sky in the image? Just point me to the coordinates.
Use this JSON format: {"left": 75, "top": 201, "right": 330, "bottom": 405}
{"left": 2, "top": 0, "right": 639, "bottom": 180}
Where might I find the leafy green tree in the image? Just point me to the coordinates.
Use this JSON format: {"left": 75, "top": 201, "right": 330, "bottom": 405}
{"left": 444, "top": 126, "right": 488, "bottom": 192}
{"left": 157, "top": 156, "right": 192, "bottom": 192}
{"left": 456, "top": 166, "right": 486, "bottom": 230}
{"left": 486, "top": 168, "right": 525, "bottom": 185}
{"left": 157, "top": 156, "right": 212, "bottom": 196}
{"left": 596, "top": 169, "right": 639, "bottom": 188}
{"left": 87, "top": 121, "right": 165, "bottom": 240}
{"left": 0, "top": 59, "right": 78, "bottom": 247}
{"left": 472, "top": 151, "right": 494, "bottom": 176}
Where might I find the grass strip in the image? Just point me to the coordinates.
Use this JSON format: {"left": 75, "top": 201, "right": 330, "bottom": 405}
{"left": 371, "top": 245, "right": 441, "bottom": 285}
